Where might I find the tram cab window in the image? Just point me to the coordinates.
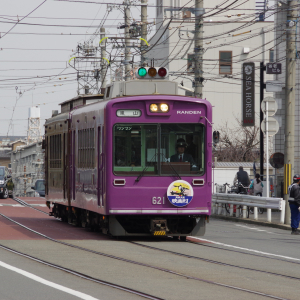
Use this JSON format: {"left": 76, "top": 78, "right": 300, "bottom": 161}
{"left": 113, "top": 124, "right": 205, "bottom": 176}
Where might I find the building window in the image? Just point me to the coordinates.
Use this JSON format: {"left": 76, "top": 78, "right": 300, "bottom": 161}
{"left": 156, "top": 0, "right": 163, "bottom": 16}
{"left": 219, "top": 51, "right": 232, "bottom": 74}
{"left": 269, "top": 49, "right": 274, "bottom": 62}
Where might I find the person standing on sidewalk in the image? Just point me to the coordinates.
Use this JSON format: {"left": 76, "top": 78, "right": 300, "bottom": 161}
{"left": 288, "top": 175, "right": 300, "bottom": 235}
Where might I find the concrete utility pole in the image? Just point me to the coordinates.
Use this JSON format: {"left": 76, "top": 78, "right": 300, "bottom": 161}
{"left": 194, "top": 0, "right": 204, "bottom": 98}
{"left": 141, "top": 0, "right": 147, "bottom": 66}
{"left": 284, "top": 0, "right": 297, "bottom": 224}
{"left": 100, "top": 27, "right": 107, "bottom": 89}
{"left": 124, "top": 0, "right": 131, "bottom": 81}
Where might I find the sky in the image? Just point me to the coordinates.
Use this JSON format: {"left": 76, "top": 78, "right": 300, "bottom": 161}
{"left": 0, "top": 0, "right": 275, "bottom": 138}
{"left": 0, "top": 0, "right": 156, "bottom": 137}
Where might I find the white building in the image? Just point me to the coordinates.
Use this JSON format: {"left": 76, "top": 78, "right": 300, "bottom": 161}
{"left": 147, "top": 0, "right": 275, "bottom": 130}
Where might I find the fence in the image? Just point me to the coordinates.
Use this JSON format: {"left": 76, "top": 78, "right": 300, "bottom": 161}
{"left": 212, "top": 193, "right": 285, "bottom": 224}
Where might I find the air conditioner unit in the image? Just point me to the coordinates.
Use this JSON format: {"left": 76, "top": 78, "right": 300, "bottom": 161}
{"left": 243, "top": 47, "right": 250, "bottom": 54}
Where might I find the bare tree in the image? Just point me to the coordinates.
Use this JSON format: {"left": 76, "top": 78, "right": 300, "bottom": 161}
{"left": 214, "top": 117, "right": 260, "bottom": 162}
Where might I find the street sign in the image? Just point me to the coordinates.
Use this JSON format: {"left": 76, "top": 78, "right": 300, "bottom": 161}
{"left": 261, "top": 117, "right": 279, "bottom": 136}
{"left": 269, "top": 152, "right": 284, "bottom": 169}
{"left": 261, "top": 97, "right": 278, "bottom": 116}
{"left": 242, "top": 62, "right": 255, "bottom": 127}
{"left": 266, "top": 80, "right": 283, "bottom": 92}
{"left": 266, "top": 63, "right": 282, "bottom": 74}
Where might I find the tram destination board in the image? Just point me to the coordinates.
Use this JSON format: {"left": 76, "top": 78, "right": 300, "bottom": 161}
{"left": 266, "top": 63, "right": 282, "bottom": 74}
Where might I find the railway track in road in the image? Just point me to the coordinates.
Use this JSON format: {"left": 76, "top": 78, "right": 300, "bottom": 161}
{"left": 129, "top": 241, "right": 300, "bottom": 280}
{"left": 0, "top": 201, "right": 295, "bottom": 300}
{"left": 0, "top": 242, "right": 163, "bottom": 300}
{"left": 13, "top": 197, "right": 49, "bottom": 215}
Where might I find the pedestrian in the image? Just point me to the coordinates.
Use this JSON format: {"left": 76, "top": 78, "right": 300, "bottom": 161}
{"left": 250, "top": 173, "right": 264, "bottom": 196}
{"left": 233, "top": 166, "right": 250, "bottom": 193}
{"left": 288, "top": 174, "right": 300, "bottom": 235}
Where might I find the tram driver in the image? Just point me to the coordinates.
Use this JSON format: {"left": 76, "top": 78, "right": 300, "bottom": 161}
{"left": 170, "top": 139, "right": 196, "bottom": 169}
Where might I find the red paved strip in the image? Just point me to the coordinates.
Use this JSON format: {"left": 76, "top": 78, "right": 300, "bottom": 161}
{"left": 0, "top": 203, "right": 110, "bottom": 241}
{"left": 187, "top": 236, "right": 211, "bottom": 244}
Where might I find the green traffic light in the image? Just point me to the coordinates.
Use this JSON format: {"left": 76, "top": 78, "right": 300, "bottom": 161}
{"left": 138, "top": 68, "right": 147, "bottom": 77}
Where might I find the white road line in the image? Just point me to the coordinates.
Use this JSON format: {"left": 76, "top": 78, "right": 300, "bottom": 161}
{"left": 235, "top": 224, "right": 278, "bottom": 234}
{"left": 0, "top": 261, "right": 100, "bottom": 300}
{"left": 190, "top": 237, "right": 300, "bottom": 262}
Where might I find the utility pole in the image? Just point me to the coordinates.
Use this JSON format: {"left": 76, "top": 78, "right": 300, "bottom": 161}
{"left": 141, "top": 0, "right": 147, "bottom": 66}
{"left": 100, "top": 27, "right": 107, "bottom": 89}
{"left": 124, "top": 0, "right": 131, "bottom": 81}
{"left": 260, "top": 62, "right": 266, "bottom": 181}
{"left": 194, "top": 0, "right": 204, "bottom": 98}
{"left": 284, "top": 0, "right": 297, "bottom": 224}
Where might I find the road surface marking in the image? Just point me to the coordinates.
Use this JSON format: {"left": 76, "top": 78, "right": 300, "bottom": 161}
{"left": 0, "top": 260, "right": 100, "bottom": 300}
{"left": 235, "top": 224, "right": 278, "bottom": 234}
{"left": 191, "top": 237, "right": 300, "bottom": 261}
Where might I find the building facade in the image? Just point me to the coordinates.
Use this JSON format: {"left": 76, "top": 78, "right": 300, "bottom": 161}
{"left": 148, "top": 0, "right": 275, "bottom": 132}
{"left": 11, "top": 141, "right": 44, "bottom": 197}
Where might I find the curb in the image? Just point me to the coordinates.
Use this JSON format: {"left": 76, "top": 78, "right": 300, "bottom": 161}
{"left": 211, "top": 215, "right": 291, "bottom": 231}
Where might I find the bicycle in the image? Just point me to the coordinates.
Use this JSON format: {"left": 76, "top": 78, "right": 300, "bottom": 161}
{"left": 225, "top": 183, "right": 250, "bottom": 218}
{"left": 248, "top": 192, "right": 264, "bottom": 215}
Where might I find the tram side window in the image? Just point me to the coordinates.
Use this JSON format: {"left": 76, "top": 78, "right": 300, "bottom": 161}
{"left": 50, "top": 134, "right": 62, "bottom": 168}
{"left": 78, "top": 128, "right": 95, "bottom": 169}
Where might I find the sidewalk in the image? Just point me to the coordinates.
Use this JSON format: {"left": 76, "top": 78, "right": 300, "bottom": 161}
{"left": 211, "top": 211, "right": 291, "bottom": 231}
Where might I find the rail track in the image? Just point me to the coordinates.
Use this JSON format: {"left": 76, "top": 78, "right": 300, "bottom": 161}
{"left": 0, "top": 198, "right": 296, "bottom": 299}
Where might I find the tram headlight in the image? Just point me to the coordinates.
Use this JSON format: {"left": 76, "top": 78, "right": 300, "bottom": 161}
{"left": 150, "top": 104, "right": 158, "bottom": 112}
{"left": 160, "top": 104, "right": 169, "bottom": 112}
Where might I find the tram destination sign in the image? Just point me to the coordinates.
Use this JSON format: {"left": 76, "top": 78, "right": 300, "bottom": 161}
{"left": 242, "top": 62, "right": 255, "bottom": 127}
{"left": 266, "top": 63, "right": 282, "bottom": 74}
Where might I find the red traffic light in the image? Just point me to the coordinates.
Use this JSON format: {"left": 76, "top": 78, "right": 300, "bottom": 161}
{"left": 158, "top": 67, "right": 167, "bottom": 77}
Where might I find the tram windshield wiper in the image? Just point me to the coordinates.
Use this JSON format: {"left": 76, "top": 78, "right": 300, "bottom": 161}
{"left": 135, "top": 153, "right": 181, "bottom": 182}
{"left": 135, "top": 154, "right": 157, "bottom": 182}
{"left": 161, "top": 153, "right": 181, "bottom": 180}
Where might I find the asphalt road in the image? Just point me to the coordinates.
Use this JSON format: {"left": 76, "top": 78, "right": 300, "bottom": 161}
{"left": 0, "top": 201, "right": 300, "bottom": 300}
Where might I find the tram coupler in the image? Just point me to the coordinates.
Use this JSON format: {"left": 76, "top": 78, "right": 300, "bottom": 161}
{"left": 151, "top": 219, "right": 168, "bottom": 236}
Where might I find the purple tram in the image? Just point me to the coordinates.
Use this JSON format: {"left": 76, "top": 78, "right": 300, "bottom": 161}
{"left": 45, "top": 77, "right": 212, "bottom": 238}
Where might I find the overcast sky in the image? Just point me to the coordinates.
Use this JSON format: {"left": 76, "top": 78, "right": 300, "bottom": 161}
{"left": 0, "top": 0, "right": 274, "bottom": 138}
{"left": 0, "top": 0, "right": 156, "bottom": 137}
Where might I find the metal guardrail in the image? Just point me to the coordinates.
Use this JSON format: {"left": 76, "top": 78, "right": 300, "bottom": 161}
{"left": 212, "top": 193, "right": 286, "bottom": 224}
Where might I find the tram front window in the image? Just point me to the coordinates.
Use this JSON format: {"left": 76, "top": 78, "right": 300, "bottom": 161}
{"left": 113, "top": 124, "right": 205, "bottom": 176}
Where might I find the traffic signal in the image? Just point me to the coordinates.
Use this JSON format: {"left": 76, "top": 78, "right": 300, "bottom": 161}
{"left": 136, "top": 67, "right": 169, "bottom": 79}
{"left": 213, "top": 131, "right": 220, "bottom": 144}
